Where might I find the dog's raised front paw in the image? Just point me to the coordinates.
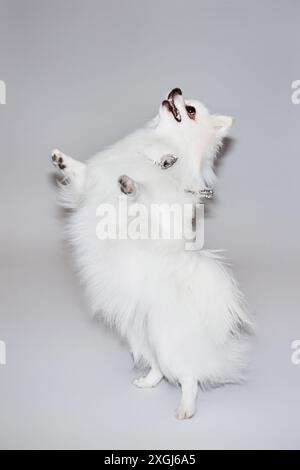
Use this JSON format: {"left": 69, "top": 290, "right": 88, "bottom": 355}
{"left": 118, "top": 175, "right": 137, "bottom": 196}
{"left": 51, "top": 149, "right": 67, "bottom": 170}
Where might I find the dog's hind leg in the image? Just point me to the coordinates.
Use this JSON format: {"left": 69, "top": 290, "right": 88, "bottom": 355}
{"left": 133, "top": 366, "right": 163, "bottom": 389}
{"left": 175, "top": 376, "right": 198, "bottom": 420}
{"left": 51, "top": 149, "right": 86, "bottom": 195}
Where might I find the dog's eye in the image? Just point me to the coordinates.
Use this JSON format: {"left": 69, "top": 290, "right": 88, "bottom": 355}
{"left": 186, "top": 105, "right": 196, "bottom": 119}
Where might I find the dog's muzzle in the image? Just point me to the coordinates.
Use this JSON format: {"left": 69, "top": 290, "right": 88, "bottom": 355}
{"left": 162, "top": 88, "right": 182, "bottom": 122}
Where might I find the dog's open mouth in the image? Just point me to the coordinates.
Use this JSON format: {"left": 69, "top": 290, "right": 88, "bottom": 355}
{"left": 162, "top": 88, "right": 182, "bottom": 122}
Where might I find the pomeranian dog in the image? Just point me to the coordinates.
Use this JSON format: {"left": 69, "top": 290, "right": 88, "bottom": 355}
{"left": 51, "top": 88, "right": 251, "bottom": 419}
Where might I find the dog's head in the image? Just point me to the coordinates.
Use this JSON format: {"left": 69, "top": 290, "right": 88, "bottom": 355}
{"left": 156, "top": 88, "right": 233, "bottom": 188}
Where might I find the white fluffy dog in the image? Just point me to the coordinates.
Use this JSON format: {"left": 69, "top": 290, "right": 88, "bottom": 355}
{"left": 51, "top": 88, "right": 251, "bottom": 419}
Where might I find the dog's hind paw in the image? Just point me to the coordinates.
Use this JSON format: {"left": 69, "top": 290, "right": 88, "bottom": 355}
{"left": 175, "top": 403, "right": 195, "bottom": 420}
{"left": 132, "top": 368, "right": 163, "bottom": 389}
{"left": 132, "top": 377, "right": 153, "bottom": 388}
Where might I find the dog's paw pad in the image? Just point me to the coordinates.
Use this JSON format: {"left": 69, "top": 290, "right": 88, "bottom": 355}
{"left": 118, "top": 175, "right": 136, "bottom": 196}
{"left": 51, "top": 149, "right": 67, "bottom": 170}
{"left": 175, "top": 404, "right": 195, "bottom": 420}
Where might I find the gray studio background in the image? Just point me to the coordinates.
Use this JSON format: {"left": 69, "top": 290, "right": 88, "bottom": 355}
{"left": 0, "top": 0, "right": 300, "bottom": 449}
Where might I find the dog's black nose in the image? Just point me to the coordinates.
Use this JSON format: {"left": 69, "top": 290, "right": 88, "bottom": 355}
{"left": 168, "top": 88, "right": 182, "bottom": 100}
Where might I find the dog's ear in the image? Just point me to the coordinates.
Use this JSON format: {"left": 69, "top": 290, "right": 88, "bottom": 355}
{"left": 211, "top": 115, "right": 233, "bottom": 137}
{"left": 118, "top": 174, "right": 137, "bottom": 196}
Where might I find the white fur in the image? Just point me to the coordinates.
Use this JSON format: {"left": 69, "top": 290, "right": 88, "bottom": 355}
{"left": 51, "top": 90, "right": 252, "bottom": 419}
